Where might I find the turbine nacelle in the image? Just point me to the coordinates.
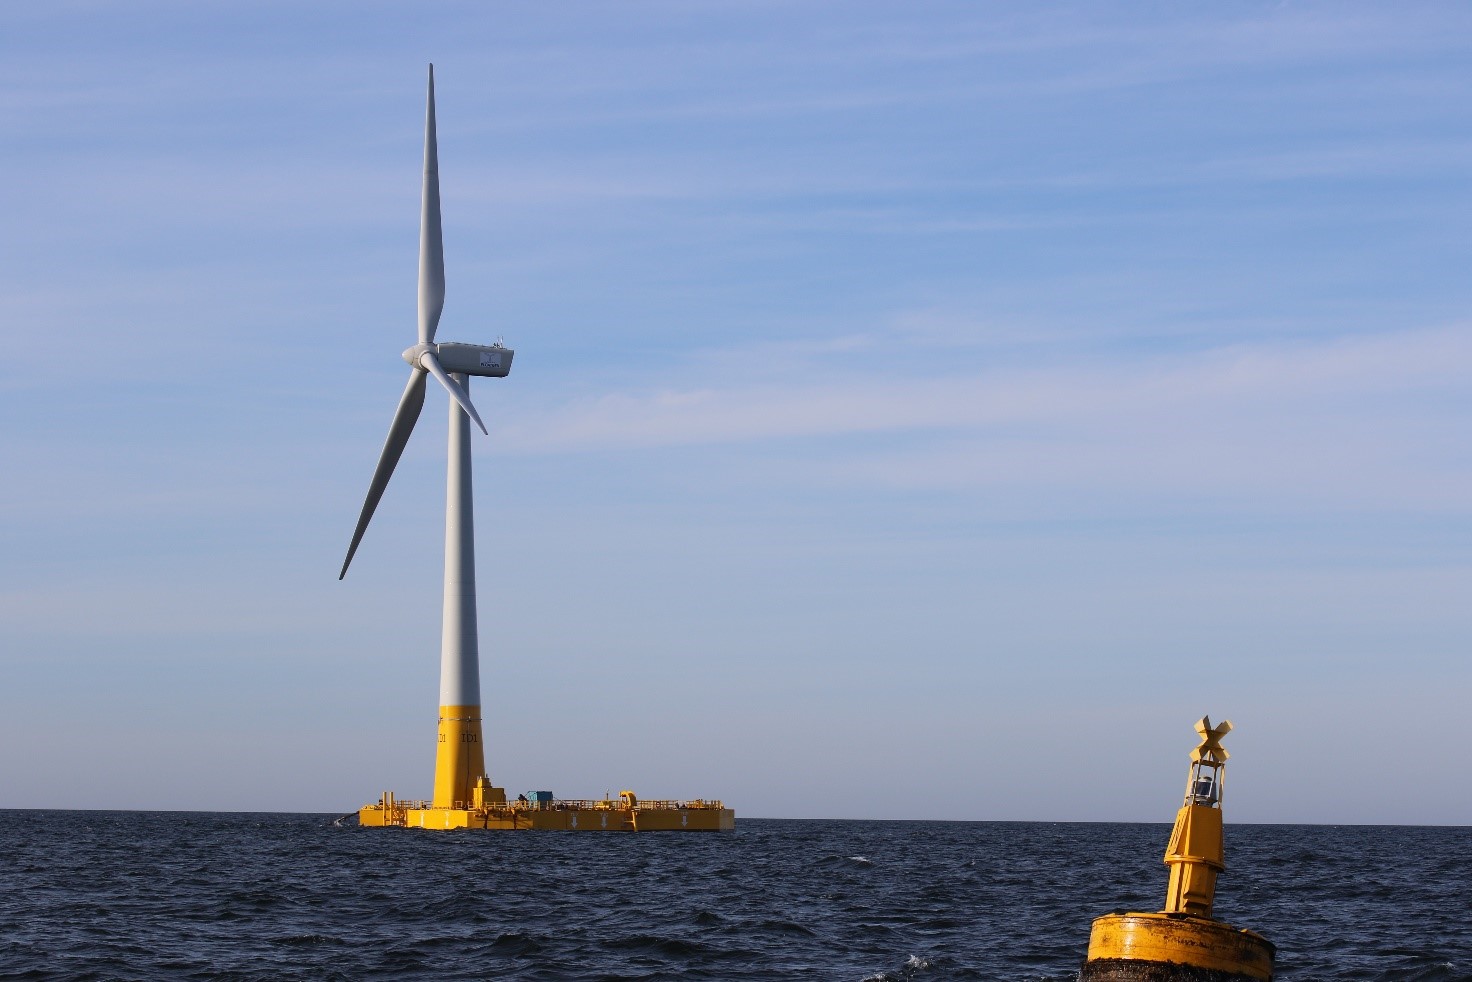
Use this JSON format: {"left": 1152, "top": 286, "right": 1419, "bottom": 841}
{"left": 402, "top": 341, "right": 515, "bottom": 378}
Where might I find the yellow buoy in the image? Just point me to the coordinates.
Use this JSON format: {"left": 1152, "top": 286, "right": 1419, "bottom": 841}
{"left": 1080, "top": 717, "right": 1275, "bottom": 982}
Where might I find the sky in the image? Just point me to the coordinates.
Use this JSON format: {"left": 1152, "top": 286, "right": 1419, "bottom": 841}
{"left": 1, "top": 1, "right": 1469, "bottom": 824}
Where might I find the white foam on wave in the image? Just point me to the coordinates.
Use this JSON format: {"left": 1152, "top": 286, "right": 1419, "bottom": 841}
{"left": 859, "top": 954, "right": 932, "bottom": 982}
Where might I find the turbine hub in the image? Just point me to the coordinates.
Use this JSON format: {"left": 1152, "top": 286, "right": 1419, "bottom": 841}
{"left": 402, "top": 342, "right": 436, "bottom": 369}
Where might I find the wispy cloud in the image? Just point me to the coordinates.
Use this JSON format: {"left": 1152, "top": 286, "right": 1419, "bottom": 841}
{"left": 495, "top": 324, "right": 1472, "bottom": 511}
{"left": 503, "top": 325, "right": 1469, "bottom": 448}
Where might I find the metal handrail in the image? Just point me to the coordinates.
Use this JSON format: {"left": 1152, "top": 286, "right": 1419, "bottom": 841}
{"left": 532, "top": 798, "right": 725, "bottom": 811}
{"left": 364, "top": 797, "right": 725, "bottom": 812}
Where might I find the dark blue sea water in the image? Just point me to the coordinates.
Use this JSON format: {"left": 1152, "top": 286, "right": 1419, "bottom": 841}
{"left": 1, "top": 812, "right": 1467, "bottom": 980}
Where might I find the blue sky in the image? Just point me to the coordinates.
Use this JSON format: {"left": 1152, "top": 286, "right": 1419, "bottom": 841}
{"left": 2, "top": 1, "right": 1469, "bottom": 823}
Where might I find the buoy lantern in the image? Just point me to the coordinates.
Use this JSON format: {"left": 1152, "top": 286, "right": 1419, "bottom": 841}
{"left": 1080, "top": 717, "right": 1275, "bottom": 982}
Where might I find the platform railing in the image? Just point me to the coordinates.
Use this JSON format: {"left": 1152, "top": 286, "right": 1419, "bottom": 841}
{"left": 544, "top": 799, "right": 725, "bottom": 811}
{"left": 365, "top": 797, "right": 725, "bottom": 812}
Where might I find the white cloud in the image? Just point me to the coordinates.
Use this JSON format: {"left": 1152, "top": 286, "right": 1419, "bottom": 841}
{"left": 491, "top": 325, "right": 1472, "bottom": 513}
{"left": 500, "top": 324, "right": 1470, "bottom": 448}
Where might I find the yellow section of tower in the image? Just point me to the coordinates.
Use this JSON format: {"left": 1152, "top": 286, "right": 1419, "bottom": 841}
{"left": 432, "top": 704, "right": 484, "bottom": 808}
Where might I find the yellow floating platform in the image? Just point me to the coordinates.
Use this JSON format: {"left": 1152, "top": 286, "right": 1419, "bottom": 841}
{"left": 358, "top": 790, "right": 735, "bottom": 832}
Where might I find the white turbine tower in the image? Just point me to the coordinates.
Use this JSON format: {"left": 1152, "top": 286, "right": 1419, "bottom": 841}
{"left": 340, "top": 65, "right": 511, "bottom": 810}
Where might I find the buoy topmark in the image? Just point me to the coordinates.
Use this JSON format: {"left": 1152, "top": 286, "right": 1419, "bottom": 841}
{"left": 1080, "top": 717, "right": 1275, "bottom": 982}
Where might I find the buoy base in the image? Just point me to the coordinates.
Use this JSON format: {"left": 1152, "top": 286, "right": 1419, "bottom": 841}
{"left": 1083, "top": 913, "right": 1274, "bottom": 982}
{"left": 1081, "top": 959, "right": 1263, "bottom": 982}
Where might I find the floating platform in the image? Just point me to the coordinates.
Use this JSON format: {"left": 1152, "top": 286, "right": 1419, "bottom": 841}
{"left": 359, "top": 789, "right": 735, "bottom": 831}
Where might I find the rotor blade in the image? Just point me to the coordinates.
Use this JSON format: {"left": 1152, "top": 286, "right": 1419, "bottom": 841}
{"left": 418, "top": 64, "right": 445, "bottom": 344}
{"left": 420, "top": 350, "right": 488, "bottom": 435}
{"left": 340, "top": 369, "right": 428, "bottom": 579}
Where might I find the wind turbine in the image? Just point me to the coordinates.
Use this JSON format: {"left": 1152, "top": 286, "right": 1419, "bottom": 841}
{"left": 340, "top": 64, "right": 512, "bottom": 810}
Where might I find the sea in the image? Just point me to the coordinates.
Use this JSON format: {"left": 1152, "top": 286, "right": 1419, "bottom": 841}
{"left": 1, "top": 812, "right": 1467, "bottom": 981}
